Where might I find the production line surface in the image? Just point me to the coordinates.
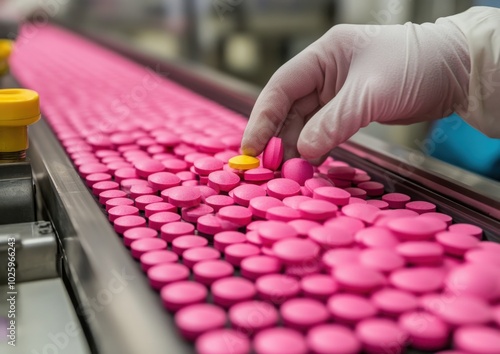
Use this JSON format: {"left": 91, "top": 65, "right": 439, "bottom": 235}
{"left": 10, "top": 24, "right": 500, "bottom": 354}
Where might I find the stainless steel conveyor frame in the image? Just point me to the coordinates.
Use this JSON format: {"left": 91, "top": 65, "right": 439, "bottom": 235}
{"left": 4, "top": 23, "right": 500, "bottom": 354}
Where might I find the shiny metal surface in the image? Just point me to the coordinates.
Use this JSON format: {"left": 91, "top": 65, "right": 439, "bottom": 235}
{"left": 0, "top": 221, "right": 58, "bottom": 284}
{"left": 0, "top": 162, "right": 36, "bottom": 225}
{"left": 0, "top": 279, "right": 90, "bottom": 354}
{"left": 28, "top": 118, "right": 191, "bottom": 354}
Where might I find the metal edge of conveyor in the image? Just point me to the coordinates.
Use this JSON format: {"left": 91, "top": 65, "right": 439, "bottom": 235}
{"left": 27, "top": 119, "right": 192, "bottom": 354}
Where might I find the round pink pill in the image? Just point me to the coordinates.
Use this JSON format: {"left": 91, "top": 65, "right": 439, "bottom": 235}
{"left": 172, "top": 235, "right": 208, "bottom": 255}
{"left": 182, "top": 247, "right": 221, "bottom": 268}
{"left": 344, "top": 187, "right": 367, "bottom": 199}
{"left": 258, "top": 221, "right": 298, "bottom": 246}
{"left": 244, "top": 167, "right": 274, "bottom": 182}
{"left": 134, "top": 159, "right": 165, "bottom": 178}
{"left": 147, "top": 171, "right": 181, "bottom": 191}
{"left": 313, "top": 186, "right": 351, "bottom": 206}
{"left": 262, "top": 137, "right": 284, "bottom": 171}
{"left": 140, "top": 249, "right": 179, "bottom": 271}
{"left": 123, "top": 227, "right": 157, "bottom": 247}
{"left": 448, "top": 223, "right": 483, "bottom": 239}
{"left": 390, "top": 267, "right": 445, "bottom": 294}
{"left": 322, "top": 248, "right": 360, "bottom": 272}
{"left": 208, "top": 170, "right": 240, "bottom": 192}
{"left": 166, "top": 186, "right": 202, "bottom": 208}
{"left": 355, "top": 318, "right": 408, "bottom": 354}
{"left": 341, "top": 203, "right": 380, "bottom": 224}
{"left": 193, "top": 260, "right": 234, "bottom": 286}
{"left": 249, "top": 196, "right": 284, "bottom": 219}
{"left": 435, "top": 231, "right": 479, "bottom": 256}
{"left": 161, "top": 281, "right": 207, "bottom": 312}
{"left": 300, "top": 274, "right": 338, "bottom": 301}
{"left": 218, "top": 205, "right": 252, "bottom": 226}
{"left": 399, "top": 311, "right": 449, "bottom": 351}
{"left": 334, "top": 264, "right": 385, "bottom": 294}
{"left": 211, "top": 276, "right": 256, "bottom": 308}
{"left": 229, "top": 300, "right": 279, "bottom": 335}
{"left": 196, "top": 329, "right": 251, "bottom": 354}
{"left": 454, "top": 326, "right": 500, "bottom": 354}
{"left": 148, "top": 211, "right": 181, "bottom": 230}
{"left": 356, "top": 227, "right": 400, "bottom": 249}
{"left": 387, "top": 217, "right": 447, "bottom": 241}
{"left": 465, "top": 249, "right": 500, "bottom": 268}
{"left": 445, "top": 264, "right": 499, "bottom": 301}
{"left": 256, "top": 274, "right": 300, "bottom": 304}
{"left": 144, "top": 202, "right": 176, "bottom": 218}
{"left": 240, "top": 255, "right": 282, "bottom": 280}
{"left": 86, "top": 173, "right": 112, "bottom": 187}
{"left": 129, "top": 184, "right": 155, "bottom": 199}
{"left": 405, "top": 200, "right": 436, "bottom": 214}
{"left": 297, "top": 200, "right": 338, "bottom": 221}
{"left": 108, "top": 205, "right": 139, "bottom": 222}
{"left": 194, "top": 157, "right": 224, "bottom": 176}
{"left": 175, "top": 303, "right": 226, "bottom": 341}
{"left": 114, "top": 215, "right": 147, "bottom": 234}
{"left": 181, "top": 204, "right": 214, "bottom": 223}
{"left": 130, "top": 238, "right": 167, "bottom": 259}
{"left": 265, "top": 206, "right": 302, "bottom": 222}
{"left": 371, "top": 288, "right": 418, "bottom": 317}
{"left": 307, "top": 324, "right": 361, "bottom": 354}
{"left": 99, "top": 189, "right": 127, "bottom": 204}
{"left": 308, "top": 226, "right": 354, "bottom": 249}
{"left": 359, "top": 248, "right": 405, "bottom": 273}
{"left": 205, "top": 195, "right": 235, "bottom": 211}
{"left": 327, "top": 293, "right": 377, "bottom": 325}
{"left": 106, "top": 197, "right": 134, "bottom": 211}
{"left": 357, "top": 181, "right": 384, "bottom": 197}
{"left": 396, "top": 241, "right": 444, "bottom": 266}
{"left": 147, "top": 262, "right": 189, "bottom": 290}
{"left": 232, "top": 184, "right": 266, "bottom": 207}
{"left": 160, "top": 221, "right": 195, "bottom": 242}
{"left": 253, "top": 328, "right": 307, "bottom": 354}
{"left": 266, "top": 178, "right": 301, "bottom": 200}
{"left": 280, "top": 298, "right": 329, "bottom": 332}
{"left": 282, "top": 196, "right": 312, "bottom": 210}
{"left": 325, "top": 216, "right": 365, "bottom": 234}
{"left": 423, "top": 294, "right": 491, "bottom": 326}
{"left": 382, "top": 193, "right": 411, "bottom": 209}
{"left": 214, "top": 231, "right": 247, "bottom": 252}
{"left": 328, "top": 166, "right": 355, "bottom": 181}
{"left": 421, "top": 212, "right": 453, "bottom": 226}
{"left": 197, "top": 214, "right": 239, "bottom": 236}
{"left": 281, "top": 158, "right": 314, "bottom": 186}
{"left": 288, "top": 219, "right": 321, "bottom": 238}
{"left": 135, "top": 195, "right": 163, "bottom": 211}
{"left": 272, "top": 238, "right": 320, "bottom": 266}
{"left": 224, "top": 243, "right": 261, "bottom": 266}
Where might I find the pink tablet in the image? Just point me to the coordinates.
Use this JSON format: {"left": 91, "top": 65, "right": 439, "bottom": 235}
{"left": 232, "top": 184, "right": 266, "bottom": 207}
{"left": 448, "top": 223, "right": 483, "bottom": 239}
{"left": 396, "top": 241, "right": 444, "bottom": 266}
{"left": 381, "top": 193, "right": 411, "bottom": 209}
{"left": 240, "top": 255, "right": 282, "bottom": 280}
{"left": 355, "top": 318, "right": 408, "bottom": 354}
{"left": 148, "top": 211, "right": 181, "bottom": 231}
{"left": 262, "top": 137, "right": 284, "bottom": 171}
{"left": 423, "top": 294, "right": 491, "bottom": 326}
{"left": 193, "top": 259, "right": 234, "bottom": 286}
{"left": 182, "top": 247, "right": 221, "bottom": 268}
{"left": 265, "top": 206, "right": 302, "bottom": 222}
{"left": 272, "top": 238, "right": 320, "bottom": 265}
{"left": 144, "top": 202, "right": 176, "bottom": 218}
{"left": 175, "top": 303, "right": 226, "bottom": 341}
{"left": 256, "top": 274, "right": 300, "bottom": 304}
{"left": 196, "top": 329, "right": 251, "bottom": 354}
{"left": 181, "top": 204, "right": 214, "bottom": 223}
{"left": 114, "top": 215, "right": 147, "bottom": 234}
{"left": 218, "top": 205, "right": 253, "bottom": 226}
{"left": 253, "top": 328, "right": 307, "bottom": 354}
{"left": 297, "top": 200, "right": 338, "bottom": 221}
{"left": 308, "top": 226, "right": 355, "bottom": 249}
{"left": 205, "top": 195, "right": 235, "bottom": 211}
{"left": 147, "top": 262, "right": 190, "bottom": 290}
{"left": 108, "top": 205, "right": 139, "bottom": 222}
{"left": 207, "top": 170, "right": 240, "bottom": 192}
{"left": 281, "top": 158, "right": 314, "bottom": 186}
{"left": 333, "top": 265, "right": 385, "bottom": 294}
{"left": 229, "top": 300, "right": 279, "bottom": 335}
{"left": 359, "top": 248, "right": 405, "bottom": 273}
{"left": 258, "top": 221, "right": 298, "bottom": 246}
{"left": 453, "top": 326, "right": 500, "bottom": 354}
{"left": 371, "top": 288, "right": 418, "bottom": 318}
{"left": 211, "top": 276, "right": 257, "bottom": 308}
{"left": 300, "top": 274, "right": 338, "bottom": 301}
{"left": 266, "top": 178, "right": 301, "bottom": 200}
{"left": 390, "top": 267, "right": 445, "bottom": 294}
{"left": 399, "top": 311, "right": 449, "bottom": 351}
{"left": 327, "top": 293, "right": 377, "bottom": 325}
{"left": 249, "top": 196, "right": 284, "bottom": 219}
{"left": 213, "top": 231, "right": 247, "bottom": 252}
{"left": 307, "top": 324, "right": 361, "bottom": 354}
{"left": 224, "top": 243, "right": 261, "bottom": 266}
{"left": 322, "top": 248, "right": 360, "bottom": 272}
{"left": 123, "top": 227, "right": 157, "bottom": 247}
{"left": 172, "top": 235, "right": 208, "bottom": 255}
{"left": 140, "top": 249, "right": 179, "bottom": 272}
{"left": 160, "top": 281, "right": 207, "bottom": 312}
{"left": 280, "top": 298, "right": 329, "bottom": 332}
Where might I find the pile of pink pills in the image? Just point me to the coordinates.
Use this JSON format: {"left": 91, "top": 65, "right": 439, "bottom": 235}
{"left": 12, "top": 24, "right": 500, "bottom": 354}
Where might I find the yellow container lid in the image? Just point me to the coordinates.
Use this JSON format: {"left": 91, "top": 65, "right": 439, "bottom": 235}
{"left": 0, "top": 40, "right": 13, "bottom": 60}
{"left": 0, "top": 89, "right": 40, "bottom": 152}
{"left": 0, "top": 89, "right": 41, "bottom": 126}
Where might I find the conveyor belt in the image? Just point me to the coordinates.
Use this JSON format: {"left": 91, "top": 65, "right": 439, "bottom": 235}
{"left": 9, "top": 23, "right": 500, "bottom": 354}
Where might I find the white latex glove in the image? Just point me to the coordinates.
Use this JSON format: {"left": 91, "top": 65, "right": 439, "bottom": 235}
{"left": 242, "top": 11, "right": 473, "bottom": 162}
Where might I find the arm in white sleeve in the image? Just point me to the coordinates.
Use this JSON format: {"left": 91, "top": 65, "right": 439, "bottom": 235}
{"left": 447, "top": 6, "right": 500, "bottom": 138}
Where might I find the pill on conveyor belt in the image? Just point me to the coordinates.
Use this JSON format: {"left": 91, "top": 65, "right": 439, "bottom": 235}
{"left": 205, "top": 194, "right": 235, "bottom": 211}
{"left": 257, "top": 221, "right": 298, "bottom": 246}
{"left": 281, "top": 158, "right": 314, "bottom": 186}
{"left": 371, "top": 288, "right": 418, "bottom": 318}
{"left": 218, "top": 205, "right": 253, "bottom": 226}
{"left": 130, "top": 237, "right": 167, "bottom": 259}
{"left": 160, "top": 221, "right": 195, "bottom": 242}
{"left": 232, "top": 184, "right": 266, "bottom": 207}
{"left": 161, "top": 281, "right": 207, "bottom": 312}
{"left": 108, "top": 205, "right": 139, "bottom": 222}
{"left": 240, "top": 255, "right": 281, "bottom": 280}
{"left": 453, "top": 326, "right": 500, "bottom": 354}
{"left": 256, "top": 274, "right": 300, "bottom": 304}
{"left": 193, "top": 260, "right": 234, "bottom": 286}
{"left": 207, "top": 170, "right": 240, "bottom": 192}
{"left": 249, "top": 196, "right": 284, "bottom": 219}
{"left": 448, "top": 223, "right": 483, "bottom": 239}
{"left": 147, "top": 263, "right": 190, "bottom": 290}
{"left": 300, "top": 274, "right": 338, "bottom": 301}
{"left": 405, "top": 200, "right": 436, "bottom": 214}
{"left": 213, "top": 231, "right": 246, "bottom": 252}
{"left": 175, "top": 303, "right": 226, "bottom": 341}
{"left": 172, "top": 235, "right": 208, "bottom": 255}
{"left": 262, "top": 137, "right": 284, "bottom": 171}
{"left": 265, "top": 206, "right": 302, "bottom": 222}
{"left": 327, "top": 293, "right": 377, "bottom": 325}
{"left": 224, "top": 243, "right": 261, "bottom": 266}
{"left": 114, "top": 215, "right": 147, "bottom": 234}
{"left": 308, "top": 226, "right": 354, "bottom": 249}
{"left": 399, "top": 311, "right": 449, "bottom": 351}
{"left": 182, "top": 247, "right": 220, "bottom": 268}
{"left": 243, "top": 167, "right": 274, "bottom": 182}
{"left": 123, "top": 227, "right": 157, "bottom": 247}
{"left": 211, "top": 276, "right": 257, "bottom": 308}
{"left": 228, "top": 155, "right": 260, "bottom": 170}
{"left": 196, "top": 329, "right": 251, "bottom": 354}
{"left": 140, "top": 250, "right": 179, "bottom": 272}
{"left": 266, "top": 178, "right": 301, "bottom": 199}
{"left": 229, "top": 300, "right": 279, "bottom": 334}
{"left": 306, "top": 324, "right": 361, "bottom": 354}
{"left": 355, "top": 318, "right": 408, "bottom": 354}
{"left": 253, "top": 328, "right": 307, "bottom": 354}
{"left": 148, "top": 211, "right": 181, "bottom": 230}
{"left": 145, "top": 202, "right": 176, "bottom": 218}
{"left": 390, "top": 267, "right": 445, "bottom": 294}
{"left": 280, "top": 298, "right": 330, "bottom": 332}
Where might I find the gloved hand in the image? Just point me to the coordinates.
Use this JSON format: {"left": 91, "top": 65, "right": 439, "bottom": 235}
{"left": 241, "top": 16, "right": 471, "bottom": 162}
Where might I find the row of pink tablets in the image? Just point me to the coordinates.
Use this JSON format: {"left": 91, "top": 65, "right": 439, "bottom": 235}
{"left": 11, "top": 23, "right": 500, "bottom": 354}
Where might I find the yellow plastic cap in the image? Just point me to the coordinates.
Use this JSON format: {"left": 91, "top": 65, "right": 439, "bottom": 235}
{"left": 0, "top": 89, "right": 41, "bottom": 126}
{"left": 228, "top": 155, "right": 260, "bottom": 170}
{"left": 0, "top": 89, "right": 40, "bottom": 152}
{"left": 0, "top": 40, "right": 13, "bottom": 60}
